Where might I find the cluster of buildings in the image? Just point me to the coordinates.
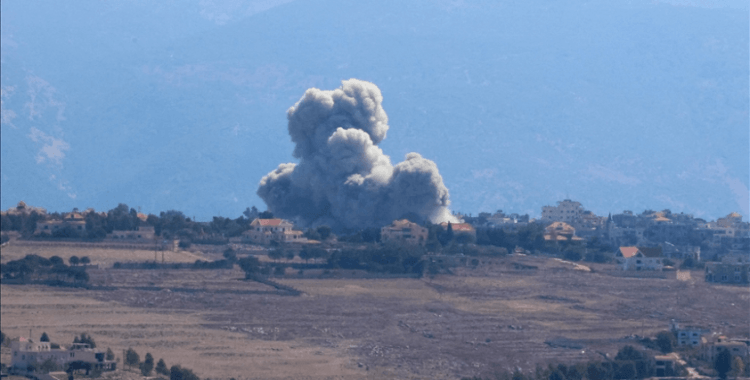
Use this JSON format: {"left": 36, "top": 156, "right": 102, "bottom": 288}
{"left": 669, "top": 321, "right": 750, "bottom": 363}
{"left": 10, "top": 337, "right": 116, "bottom": 373}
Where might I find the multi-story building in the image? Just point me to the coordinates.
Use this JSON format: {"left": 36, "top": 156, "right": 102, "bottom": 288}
{"left": 541, "top": 199, "right": 585, "bottom": 223}
{"left": 669, "top": 320, "right": 708, "bottom": 347}
{"left": 702, "top": 336, "right": 750, "bottom": 362}
{"left": 11, "top": 338, "right": 115, "bottom": 372}
{"left": 381, "top": 219, "right": 429, "bottom": 246}
{"left": 243, "top": 218, "right": 305, "bottom": 245}
{"left": 705, "top": 253, "right": 750, "bottom": 284}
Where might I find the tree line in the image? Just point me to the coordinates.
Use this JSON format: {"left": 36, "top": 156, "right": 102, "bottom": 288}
{"left": 1, "top": 254, "right": 89, "bottom": 284}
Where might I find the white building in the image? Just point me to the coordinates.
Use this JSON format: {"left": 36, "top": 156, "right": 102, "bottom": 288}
{"left": 669, "top": 320, "right": 707, "bottom": 347}
{"left": 541, "top": 199, "right": 585, "bottom": 223}
{"left": 243, "top": 218, "right": 306, "bottom": 245}
{"left": 615, "top": 246, "right": 664, "bottom": 271}
{"left": 11, "top": 338, "right": 115, "bottom": 372}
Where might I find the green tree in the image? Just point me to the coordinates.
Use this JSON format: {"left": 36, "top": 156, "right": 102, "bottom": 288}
{"left": 316, "top": 225, "right": 332, "bottom": 240}
{"left": 170, "top": 365, "right": 200, "bottom": 380}
{"left": 259, "top": 210, "right": 274, "bottom": 219}
{"left": 304, "top": 228, "right": 321, "bottom": 241}
{"left": 140, "top": 352, "right": 154, "bottom": 376}
{"left": 74, "top": 333, "right": 96, "bottom": 348}
{"left": 40, "top": 332, "right": 50, "bottom": 342}
{"left": 285, "top": 250, "right": 296, "bottom": 261}
{"left": 69, "top": 256, "right": 80, "bottom": 266}
{"left": 125, "top": 348, "right": 140, "bottom": 370}
{"left": 615, "top": 361, "right": 637, "bottom": 380}
{"left": 238, "top": 256, "right": 261, "bottom": 278}
{"left": 39, "top": 358, "right": 59, "bottom": 373}
{"left": 80, "top": 256, "right": 91, "bottom": 265}
{"left": 155, "top": 358, "right": 169, "bottom": 375}
{"left": 223, "top": 248, "right": 237, "bottom": 262}
{"left": 268, "top": 249, "right": 284, "bottom": 263}
{"left": 655, "top": 331, "right": 676, "bottom": 353}
{"left": 715, "top": 349, "right": 732, "bottom": 380}
{"left": 106, "top": 348, "right": 115, "bottom": 361}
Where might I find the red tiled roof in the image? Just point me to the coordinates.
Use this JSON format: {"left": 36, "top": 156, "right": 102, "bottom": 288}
{"left": 619, "top": 246, "right": 639, "bottom": 258}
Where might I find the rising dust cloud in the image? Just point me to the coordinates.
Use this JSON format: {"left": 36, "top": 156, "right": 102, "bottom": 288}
{"left": 257, "top": 79, "right": 454, "bottom": 230}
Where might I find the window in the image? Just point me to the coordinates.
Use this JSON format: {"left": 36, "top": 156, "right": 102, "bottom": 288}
{"left": 722, "top": 275, "right": 728, "bottom": 281}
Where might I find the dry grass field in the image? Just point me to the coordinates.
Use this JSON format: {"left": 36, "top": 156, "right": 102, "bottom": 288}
{"left": 1, "top": 246, "right": 748, "bottom": 380}
{"left": 0, "top": 243, "right": 207, "bottom": 266}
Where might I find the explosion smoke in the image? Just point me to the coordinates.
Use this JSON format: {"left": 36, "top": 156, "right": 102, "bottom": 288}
{"left": 257, "top": 79, "right": 453, "bottom": 230}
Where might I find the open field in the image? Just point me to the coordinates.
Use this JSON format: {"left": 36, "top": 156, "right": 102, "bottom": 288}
{"left": 2, "top": 247, "right": 749, "bottom": 380}
{"left": 0, "top": 243, "right": 207, "bottom": 266}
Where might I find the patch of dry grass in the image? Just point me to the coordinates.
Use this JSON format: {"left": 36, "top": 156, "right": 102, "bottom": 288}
{"left": 0, "top": 285, "right": 364, "bottom": 380}
{"left": 0, "top": 244, "right": 205, "bottom": 266}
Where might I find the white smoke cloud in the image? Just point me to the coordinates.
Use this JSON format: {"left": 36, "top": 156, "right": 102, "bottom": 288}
{"left": 257, "top": 79, "right": 454, "bottom": 230}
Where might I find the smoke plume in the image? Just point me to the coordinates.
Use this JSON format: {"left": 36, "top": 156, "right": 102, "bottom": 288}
{"left": 257, "top": 79, "right": 453, "bottom": 230}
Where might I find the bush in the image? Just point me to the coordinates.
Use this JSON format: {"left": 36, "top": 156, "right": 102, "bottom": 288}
{"left": 563, "top": 250, "right": 582, "bottom": 262}
{"left": 170, "top": 365, "right": 200, "bottom": 380}
{"left": 655, "top": 331, "right": 676, "bottom": 353}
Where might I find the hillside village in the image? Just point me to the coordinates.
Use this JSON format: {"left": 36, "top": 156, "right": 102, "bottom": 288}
{"left": 2, "top": 199, "right": 748, "bottom": 281}
{"left": 1, "top": 200, "right": 749, "bottom": 379}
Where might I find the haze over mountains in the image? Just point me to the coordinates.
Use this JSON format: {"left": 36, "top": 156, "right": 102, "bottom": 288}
{"left": 1, "top": 0, "right": 747, "bottom": 221}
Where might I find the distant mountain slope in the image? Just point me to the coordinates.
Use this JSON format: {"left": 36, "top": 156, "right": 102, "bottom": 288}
{"left": 1, "top": 0, "right": 747, "bottom": 219}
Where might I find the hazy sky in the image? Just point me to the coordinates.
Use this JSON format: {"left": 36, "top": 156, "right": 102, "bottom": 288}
{"left": 1, "top": 0, "right": 748, "bottom": 221}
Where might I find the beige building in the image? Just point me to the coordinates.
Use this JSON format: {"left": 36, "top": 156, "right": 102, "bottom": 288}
{"left": 108, "top": 225, "right": 156, "bottom": 241}
{"left": 616, "top": 246, "right": 664, "bottom": 271}
{"left": 541, "top": 199, "right": 585, "bottom": 223}
{"left": 35, "top": 212, "right": 86, "bottom": 235}
{"left": 543, "top": 222, "right": 583, "bottom": 242}
{"left": 705, "top": 253, "right": 750, "bottom": 284}
{"left": 702, "top": 336, "right": 750, "bottom": 362}
{"left": 11, "top": 338, "right": 115, "bottom": 372}
{"left": 243, "top": 218, "right": 306, "bottom": 245}
{"left": 381, "top": 219, "right": 429, "bottom": 246}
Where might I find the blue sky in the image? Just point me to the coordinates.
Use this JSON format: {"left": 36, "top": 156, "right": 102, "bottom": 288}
{"left": 1, "top": 0, "right": 748, "bottom": 221}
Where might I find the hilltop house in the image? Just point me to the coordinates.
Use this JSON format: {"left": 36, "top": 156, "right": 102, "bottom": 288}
{"left": 11, "top": 337, "right": 115, "bottom": 372}
{"left": 615, "top": 246, "right": 664, "bottom": 271}
{"left": 381, "top": 219, "right": 429, "bottom": 246}
{"left": 243, "top": 218, "right": 305, "bottom": 245}
{"left": 34, "top": 212, "right": 87, "bottom": 236}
